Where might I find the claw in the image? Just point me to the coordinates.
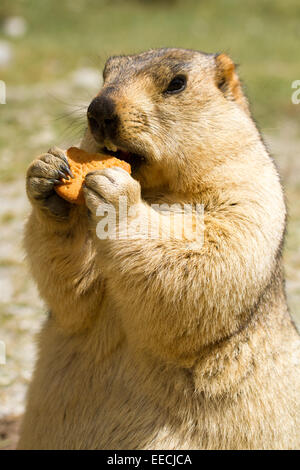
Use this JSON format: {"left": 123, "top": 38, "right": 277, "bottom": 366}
{"left": 64, "top": 165, "right": 75, "bottom": 179}
{"left": 60, "top": 153, "right": 69, "bottom": 166}
{"left": 59, "top": 154, "right": 74, "bottom": 176}
{"left": 57, "top": 169, "right": 69, "bottom": 180}
{"left": 59, "top": 164, "right": 74, "bottom": 179}
{"left": 50, "top": 178, "right": 64, "bottom": 186}
{"left": 53, "top": 150, "right": 74, "bottom": 177}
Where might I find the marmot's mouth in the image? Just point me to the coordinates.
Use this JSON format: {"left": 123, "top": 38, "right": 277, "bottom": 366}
{"left": 102, "top": 146, "right": 146, "bottom": 172}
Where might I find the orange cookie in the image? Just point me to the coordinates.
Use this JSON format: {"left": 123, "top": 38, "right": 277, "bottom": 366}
{"left": 55, "top": 147, "right": 131, "bottom": 205}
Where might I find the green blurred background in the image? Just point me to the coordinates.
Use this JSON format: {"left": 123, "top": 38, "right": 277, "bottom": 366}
{"left": 0, "top": 0, "right": 299, "bottom": 448}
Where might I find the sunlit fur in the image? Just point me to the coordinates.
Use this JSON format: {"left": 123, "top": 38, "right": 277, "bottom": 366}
{"left": 19, "top": 49, "right": 299, "bottom": 450}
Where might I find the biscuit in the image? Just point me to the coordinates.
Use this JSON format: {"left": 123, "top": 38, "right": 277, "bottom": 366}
{"left": 55, "top": 147, "right": 131, "bottom": 205}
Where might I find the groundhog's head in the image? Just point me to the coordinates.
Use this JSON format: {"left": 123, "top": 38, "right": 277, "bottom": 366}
{"left": 86, "top": 48, "right": 253, "bottom": 191}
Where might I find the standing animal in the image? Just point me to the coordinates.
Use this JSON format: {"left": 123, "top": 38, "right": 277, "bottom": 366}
{"left": 18, "top": 48, "right": 299, "bottom": 449}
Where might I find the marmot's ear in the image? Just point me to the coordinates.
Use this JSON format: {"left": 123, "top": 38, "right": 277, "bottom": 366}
{"left": 214, "top": 53, "right": 250, "bottom": 114}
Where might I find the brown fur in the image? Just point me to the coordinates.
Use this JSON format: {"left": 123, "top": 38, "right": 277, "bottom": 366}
{"left": 18, "top": 48, "right": 299, "bottom": 449}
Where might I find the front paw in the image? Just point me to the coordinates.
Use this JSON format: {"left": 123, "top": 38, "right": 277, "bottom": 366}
{"left": 26, "top": 147, "right": 73, "bottom": 218}
{"left": 83, "top": 167, "right": 141, "bottom": 217}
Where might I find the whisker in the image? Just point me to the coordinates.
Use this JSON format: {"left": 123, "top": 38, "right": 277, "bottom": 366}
{"left": 52, "top": 109, "right": 87, "bottom": 123}
{"left": 46, "top": 93, "right": 87, "bottom": 109}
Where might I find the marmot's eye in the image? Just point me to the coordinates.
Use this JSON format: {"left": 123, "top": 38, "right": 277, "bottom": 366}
{"left": 165, "top": 75, "right": 187, "bottom": 94}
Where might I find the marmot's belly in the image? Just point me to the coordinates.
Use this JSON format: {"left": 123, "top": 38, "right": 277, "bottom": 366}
{"left": 19, "top": 346, "right": 194, "bottom": 449}
{"left": 18, "top": 322, "right": 300, "bottom": 450}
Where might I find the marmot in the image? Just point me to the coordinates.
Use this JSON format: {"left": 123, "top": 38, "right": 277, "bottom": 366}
{"left": 18, "top": 48, "right": 299, "bottom": 450}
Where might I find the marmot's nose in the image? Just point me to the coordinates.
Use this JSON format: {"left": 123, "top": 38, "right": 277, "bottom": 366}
{"left": 87, "top": 95, "right": 119, "bottom": 140}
